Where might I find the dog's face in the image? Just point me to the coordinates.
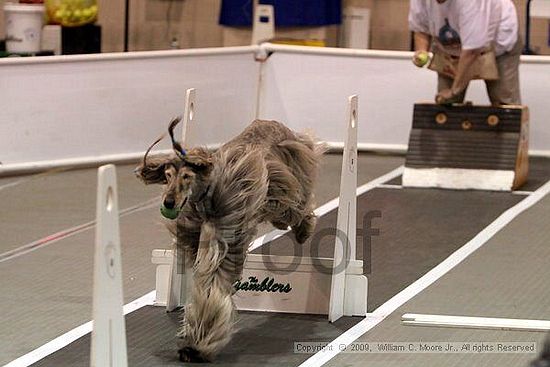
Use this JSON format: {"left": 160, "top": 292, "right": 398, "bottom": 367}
{"left": 135, "top": 147, "right": 213, "bottom": 218}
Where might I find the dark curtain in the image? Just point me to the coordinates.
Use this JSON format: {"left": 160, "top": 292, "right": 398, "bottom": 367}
{"left": 219, "top": 0, "right": 341, "bottom": 27}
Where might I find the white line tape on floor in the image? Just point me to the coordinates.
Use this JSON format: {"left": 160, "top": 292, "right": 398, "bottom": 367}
{"left": 0, "top": 179, "right": 27, "bottom": 192}
{"left": 512, "top": 190, "right": 534, "bottom": 196}
{"left": 298, "top": 178, "right": 550, "bottom": 367}
{"left": 2, "top": 291, "right": 156, "bottom": 367}
{"left": 0, "top": 170, "right": 62, "bottom": 192}
{"left": 377, "top": 184, "right": 403, "bottom": 190}
{"left": 0, "top": 197, "right": 160, "bottom": 263}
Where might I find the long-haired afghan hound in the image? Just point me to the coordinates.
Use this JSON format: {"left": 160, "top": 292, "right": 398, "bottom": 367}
{"left": 135, "top": 118, "right": 324, "bottom": 362}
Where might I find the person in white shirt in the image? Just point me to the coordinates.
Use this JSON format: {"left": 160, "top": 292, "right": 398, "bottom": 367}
{"left": 409, "top": 0, "right": 522, "bottom": 105}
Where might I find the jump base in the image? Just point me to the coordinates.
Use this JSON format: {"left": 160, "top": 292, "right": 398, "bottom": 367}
{"left": 152, "top": 250, "right": 368, "bottom": 316}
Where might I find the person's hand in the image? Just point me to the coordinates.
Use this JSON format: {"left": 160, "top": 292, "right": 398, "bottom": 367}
{"left": 435, "top": 88, "right": 459, "bottom": 104}
{"left": 412, "top": 50, "right": 430, "bottom": 67}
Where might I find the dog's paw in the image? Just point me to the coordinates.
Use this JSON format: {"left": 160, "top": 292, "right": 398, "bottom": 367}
{"left": 178, "top": 347, "right": 210, "bottom": 363}
{"left": 293, "top": 214, "right": 317, "bottom": 244}
{"left": 271, "top": 221, "right": 290, "bottom": 230}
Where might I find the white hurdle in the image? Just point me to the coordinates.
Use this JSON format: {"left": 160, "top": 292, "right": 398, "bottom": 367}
{"left": 166, "top": 88, "right": 196, "bottom": 312}
{"left": 329, "top": 95, "right": 362, "bottom": 322}
{"left": 152, "top": 95, "right": 367, "bottom": 319}
{"left": 91, "top": 164, "right": 128, "bottom": 367}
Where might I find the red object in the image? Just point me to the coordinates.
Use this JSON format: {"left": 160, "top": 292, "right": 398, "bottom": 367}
{"left": 19, "top": 0, "right": 45, "bottom": 3}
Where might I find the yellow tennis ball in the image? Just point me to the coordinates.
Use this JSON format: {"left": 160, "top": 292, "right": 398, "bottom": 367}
{"left": 54, "top": 9, "right": 64, "bottom": 20}
{"left": 82, "top": 8, "right": 92, "bottom": 18}
{"left": 417, "top": 51, "right": 429, "bottom": 67}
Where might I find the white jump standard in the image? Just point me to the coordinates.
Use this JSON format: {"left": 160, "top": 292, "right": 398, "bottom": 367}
{"left": 91, "top": 165, "right": 128, "bottom": 367}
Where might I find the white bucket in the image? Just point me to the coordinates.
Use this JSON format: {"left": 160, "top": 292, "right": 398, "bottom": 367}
{"left": 4, "top": 3, "right": 45, "bottom": 54}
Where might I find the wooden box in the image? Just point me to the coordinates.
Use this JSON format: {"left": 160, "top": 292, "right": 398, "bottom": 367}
{"left": 403, "top": 103, "right": 529, "bottom": 191}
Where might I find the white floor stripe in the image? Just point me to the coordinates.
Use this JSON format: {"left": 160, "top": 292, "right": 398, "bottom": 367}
{"left": 2, "top": 291, "right": 156, "bottom": 367}
{"left": 512, "top": 190, "right": 534, "bottom": 196}
{"left": 378, "top": 184, "right": 403, "bottom": 190}
{"left": 0, "top": 179, "right": 27, "bottom": 192}
{"left": 0, "top": 197, "right": 160, "bottom": 263}
{"left": 0, "top": 168, "right": 71, "bottom": 192}
{"left": 298, "top": 178, "right": 550, "bottom": 367}
{"left": 248, "top": 166, "right": 404, "bottom": 252}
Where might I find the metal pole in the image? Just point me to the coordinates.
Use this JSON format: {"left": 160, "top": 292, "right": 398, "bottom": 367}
{"left": 124, "top": 0, "right": 130, "bottom": 52}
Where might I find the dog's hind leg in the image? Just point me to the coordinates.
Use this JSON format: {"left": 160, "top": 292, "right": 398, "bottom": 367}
{"left": 273, "top": 137, "right": 324, "bottom": 244}
{"left": 292, "top": 212, "right": 317, "bottom": 244}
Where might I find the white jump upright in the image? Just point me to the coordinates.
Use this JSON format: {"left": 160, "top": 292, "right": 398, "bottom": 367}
{"left": 251, "top": 4, "right": 275, "bottom": 45}
{"left": 180, "top": 88, "right": 196, "bottom": 146}
{"left": 91, "top": 164, "right": 128, "bottom": 367}
{"left": 329, "top": 95, "right": 360, "bottom": 322}
{"left": 152, "top": 95, "right": 367, "bottom": 319}
{"left": 166, "top": 88, "right": 195, "bottom": 312}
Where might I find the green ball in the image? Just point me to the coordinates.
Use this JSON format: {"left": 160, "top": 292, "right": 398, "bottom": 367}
{"left": 417, "top": 51, "right": 429, "bottom": 67}
{"left": 160, "top": 204, "right": 179, "bottom": 220}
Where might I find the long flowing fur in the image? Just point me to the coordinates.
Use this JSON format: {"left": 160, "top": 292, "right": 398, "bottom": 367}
{"left": 178, "top": 149, "right": 269, "bottom": 361}
{"left": 136, "top": 120, "right": 324, "bottom": 362}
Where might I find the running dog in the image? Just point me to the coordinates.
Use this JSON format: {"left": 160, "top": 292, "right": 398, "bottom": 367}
{"left": 135, "top": 117, "right": 324, "bottom": 362}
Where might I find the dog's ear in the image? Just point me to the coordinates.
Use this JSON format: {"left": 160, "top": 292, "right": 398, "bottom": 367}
{"left": 183, "top": 148, "right": 213, "bottom": 174}
{"left": 135, "top": 154, "right": 176, "bottom": 184}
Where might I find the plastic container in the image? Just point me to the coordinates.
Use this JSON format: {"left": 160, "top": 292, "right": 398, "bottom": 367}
{"left": 3, "top": 3, "right": 46, "bottom": 54}
{"left": 45, "top": 0, "right": 97, "bottom": 27}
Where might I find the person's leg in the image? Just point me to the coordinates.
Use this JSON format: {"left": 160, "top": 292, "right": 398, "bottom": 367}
{"left": 438, "top": 73, "right": 467, "bottom": 103}
{"left": 486, "top": 37, "right": 522, "bottom": 105}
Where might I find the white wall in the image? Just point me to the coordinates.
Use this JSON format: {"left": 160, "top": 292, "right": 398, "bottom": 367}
{"left": 0, "top": 47, "right": 260, "bottom": 172}
{"left": 259, "top": 50, "right": 437, "bottom": 149}
{"left": 258, "top": 45, "right": 550, "bottom": 154}
{"left": 532, "top": 0, "right": 550, "bottom": 18}
{"left": 1, "top": 45, "right": 549, "bottom": 174}
{"left": 520, "top": 59, "right": 550, "bottom": 152}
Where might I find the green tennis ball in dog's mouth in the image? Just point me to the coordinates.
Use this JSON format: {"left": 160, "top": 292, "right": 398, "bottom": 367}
{"left": 160, "top": 204, "right": 179, "bottom": 220}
